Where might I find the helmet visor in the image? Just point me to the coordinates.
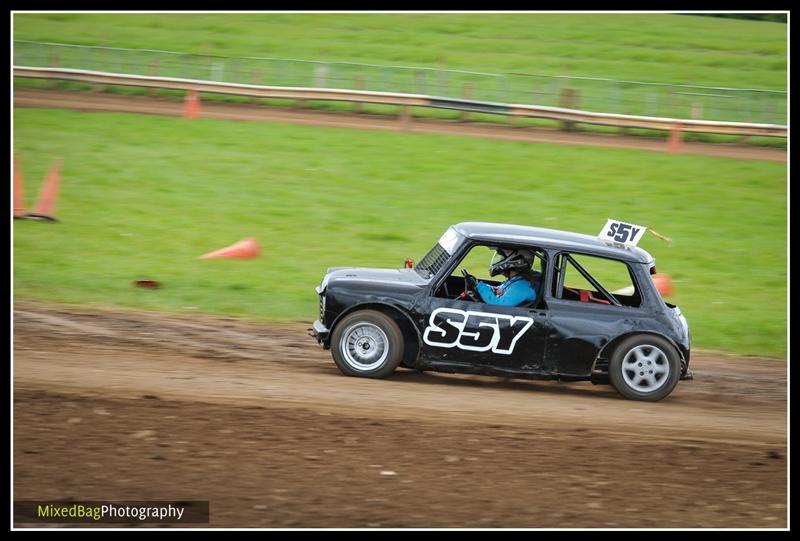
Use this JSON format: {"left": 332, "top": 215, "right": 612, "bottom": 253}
{"left": 488, "top": 249, "right": 511, "bottom": 277}
{"left": 490, "top": 249, "right": 508, "bottom": 267}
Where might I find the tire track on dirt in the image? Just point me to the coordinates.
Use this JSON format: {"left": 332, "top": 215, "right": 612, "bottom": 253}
{"left": 13, "top": 301, "right": 787, "bottom": 527}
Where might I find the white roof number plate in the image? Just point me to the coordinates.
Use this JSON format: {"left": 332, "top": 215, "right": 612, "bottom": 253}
{"left": 599, "top": 219, "right": 647, "bottom": 249}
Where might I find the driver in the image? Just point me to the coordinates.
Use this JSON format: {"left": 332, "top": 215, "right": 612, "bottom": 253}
{"left": 471, "top": 248, "right": 538, "bottom": 307}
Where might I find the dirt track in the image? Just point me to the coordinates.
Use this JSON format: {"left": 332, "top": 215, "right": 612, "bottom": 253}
{"left": 13, "top": 301, "right": 787, "bottom": 528}
{"left": 13, "top": 88, "right": 786, "bottom": 162}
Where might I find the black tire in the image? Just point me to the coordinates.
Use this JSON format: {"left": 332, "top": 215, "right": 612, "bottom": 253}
{"left": 609, "top": 334, "right": 681, "bottom": 401}
{"left": 331, "top": 310, "right": 405, "bottom": 379}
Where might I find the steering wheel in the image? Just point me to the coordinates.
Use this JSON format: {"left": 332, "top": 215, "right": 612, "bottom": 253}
{"left": 460, "top": 268, "right": 480, "bottom": 302}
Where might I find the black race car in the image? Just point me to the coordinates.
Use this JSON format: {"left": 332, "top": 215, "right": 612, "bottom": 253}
{"left": 311, "top": 222, "right": 691, "bottom": 401}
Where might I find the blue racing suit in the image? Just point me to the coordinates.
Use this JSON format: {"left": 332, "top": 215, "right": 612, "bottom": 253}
{"left": 476, "top": 274, "right": 537, "bottom": 306}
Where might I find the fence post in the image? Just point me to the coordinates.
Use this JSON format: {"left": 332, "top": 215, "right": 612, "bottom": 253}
{"left": 251, "top": 68, "right": 263, "bottom": 104}
{"left": 231, "top": 59, "right": 240, "bottom": 85}
{"left": 669, "top": 90, "right": 678, "bottom": 118}
{"left": 353, "top": 75, "right": 365, "bottom": 113}
{"left": 645, "top": 93, "right": 656, "bottom": 117}
{"left": 399, "top": 105, "right": 411, "bottom": 131}
{"left": 497, "top": 75, "right": 508, "bottom": 103}
{"left": 148, "top": 60, "right": 159, "bottom": 96}
{"left": 211, "top": 61, "right": 224, "bottom": 82}
{"left": 415, "top": 70, "right": 426, "bottom": 95}
{"left": 382, "top": 68, "right": 391, "bottom": 92}
{"left": 437, "top": 69, "right": 448, "bottom": 97}
{"left": 91, "top": 47, "right": 107, "bottom": 93}
{"left": 559, "top": 88, "right": 580, "bottom": 131}
{"left": 313, "top": 63, "right": 329, "bottom": 88}
{"left": 92, "top": 52, "right": 107, "bottom": 93}
{"left": 47, "top": 52, "right": 61, "bottom": 89}
{"left": 461, "top": 83, "right": 473, "bottom": 122}
{"left": 294, "top": 61, "right": 308, "bottom": 109}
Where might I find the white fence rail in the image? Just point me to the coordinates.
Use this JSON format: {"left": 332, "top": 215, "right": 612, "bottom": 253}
{"left": 15, "top": 40, "right": 787, "bottom": 125}
{"left": 13, "top": 66, "right": 788, "bottom": 138}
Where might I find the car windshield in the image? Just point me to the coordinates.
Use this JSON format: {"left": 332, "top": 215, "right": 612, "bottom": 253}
{"left": 415, "top": 227, "right": 462, "bottom": 278}
{"left": 415, "top": 243, "right": 450, "bottom": 279}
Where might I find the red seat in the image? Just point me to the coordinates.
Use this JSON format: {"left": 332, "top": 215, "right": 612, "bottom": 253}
{"left": 583, "top": 289, "right": 610, "bottom": 304}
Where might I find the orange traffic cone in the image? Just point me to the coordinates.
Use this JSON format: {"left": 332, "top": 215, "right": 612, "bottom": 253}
{"left": 28, "top": 158, "right": 63, "bottom": 222}
{"left": 667, "top": 124, "right": 683, "bottom": 154}
{"left": 185, "top": 90, "right": 201, "bottom": 119}
{"left": 653, "top": 273, "right": 674, "bottom": 297}
{"left": 14, "top": 154, "right": 28, "bottom": 219}
{"left": 199, "top": 237, "right": 260, "bottom": 259}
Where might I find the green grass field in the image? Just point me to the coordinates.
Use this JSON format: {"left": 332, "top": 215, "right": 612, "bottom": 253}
{"left": 13, "top": 13, "right": 787, "bottom": 89}
{"left": 13, "top": 13, "right": 788, "bottom": 137}
{"left": 13, "top": 108, "right": 786, "bottom": 357}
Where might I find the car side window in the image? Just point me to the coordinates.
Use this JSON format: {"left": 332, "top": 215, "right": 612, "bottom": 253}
{"left": 553, "top": 252, "right": 641, "bottom": 307}
{"left": 433, "top": 243, "right": 545, "bottom": 302}
{"left": 433, "top": 244, "right": 498, "bottom": 299}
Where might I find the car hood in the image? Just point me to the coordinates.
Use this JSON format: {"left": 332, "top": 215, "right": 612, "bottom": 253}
{"left": 317, "top": 267, "right": 430, "bottom": 293}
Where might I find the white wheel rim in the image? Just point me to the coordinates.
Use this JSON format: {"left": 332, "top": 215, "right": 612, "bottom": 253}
{"left": 341, "top": 322, "right": 389, "bottom": 371}
{"left": 621, "top": 344, "right": 670, "bottom": 393}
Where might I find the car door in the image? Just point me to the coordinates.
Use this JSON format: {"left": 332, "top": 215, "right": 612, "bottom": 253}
{"left": 545, "top": 251, "right": 645, "bottom": 377}
{"left": 413, "top": 242, "right": 550, "bottom": 373}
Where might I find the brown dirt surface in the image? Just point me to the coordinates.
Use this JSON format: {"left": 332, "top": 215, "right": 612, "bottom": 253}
{"left": 13, "top": 88, "right": 786, "bottom": 162}
{"left": 13, "top": 300, "right": 787, "bottom": 528}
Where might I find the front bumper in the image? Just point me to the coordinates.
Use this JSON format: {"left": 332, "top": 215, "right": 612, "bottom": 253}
{"left": 309, "top": 319, "right": 331, "bottom": 348}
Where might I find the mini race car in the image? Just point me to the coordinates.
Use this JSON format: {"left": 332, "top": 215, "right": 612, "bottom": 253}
{"left": 311, "top": 221, "right": 691, "bottom": 401}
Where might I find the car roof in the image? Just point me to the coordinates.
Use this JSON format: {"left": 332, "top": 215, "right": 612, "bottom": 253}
{"left": 452, "top": 222, "right": 654, "bottom": 264}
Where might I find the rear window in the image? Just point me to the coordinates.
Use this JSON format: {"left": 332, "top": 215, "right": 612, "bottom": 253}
{"left": 556, "top": 253, "right": 641, "bottom": 307}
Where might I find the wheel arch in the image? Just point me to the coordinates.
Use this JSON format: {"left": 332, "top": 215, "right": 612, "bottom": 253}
{"left": 594, "top": 331, "right": 687, "bottom": 375}
{"left": 331, "top": 302, "right": 421, "bottom": 367}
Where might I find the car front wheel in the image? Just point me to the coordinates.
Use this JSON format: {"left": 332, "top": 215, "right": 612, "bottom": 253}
{"left": 609, "top": 335, "right": 681, "bottom": 401}
{"left": 331, "top": 310, "right": 404, "bottom": 378}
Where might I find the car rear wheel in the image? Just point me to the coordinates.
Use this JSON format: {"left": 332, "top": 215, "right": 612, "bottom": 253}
{"left": 609, "top": 335, "right": 680, "bottom": 401}
{"left": 331, "top": 310, "right": 404, "bottom": 378}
